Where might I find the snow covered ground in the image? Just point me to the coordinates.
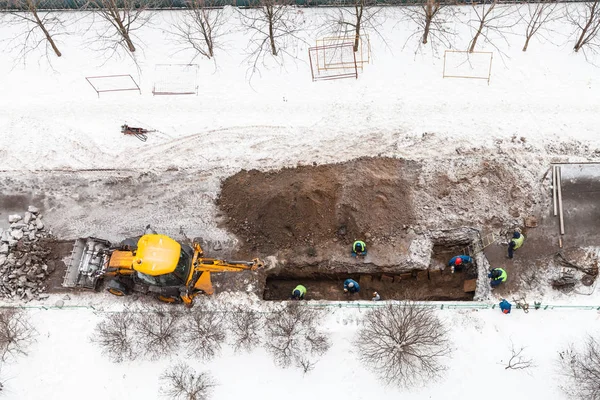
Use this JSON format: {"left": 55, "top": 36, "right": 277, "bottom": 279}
{"left": 1, "top": 4, "right": 600, "bottom": 400}
{"left": 3, "top": 294, "right": 600, "bottom": 400}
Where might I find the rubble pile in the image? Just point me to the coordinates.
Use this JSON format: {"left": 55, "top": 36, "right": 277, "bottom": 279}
{"left": 0, "top": 206, "right": 54, "bottom": 301}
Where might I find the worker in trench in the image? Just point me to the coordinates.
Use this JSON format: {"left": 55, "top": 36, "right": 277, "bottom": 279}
{"left": 448, "top": 255, "right": 473, "bottom": 273}
{"left": 488, "top": 268, "right": 508, "bottom": 288}
{"left": 508, "top": 230, "right": 525, "bottom": 259}
{"left": 343, "top": 278, "right": 360, "bottom": 294}
{"left": 351, "top": 240, "right": 367, "bottom": 257}
{"left": 291, "top": 284, "right": 307, "bottom": 300}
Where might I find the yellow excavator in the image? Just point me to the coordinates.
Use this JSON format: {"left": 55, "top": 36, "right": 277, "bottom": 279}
{"left": 62, "top": 234, "right": 263, "bottom": 305}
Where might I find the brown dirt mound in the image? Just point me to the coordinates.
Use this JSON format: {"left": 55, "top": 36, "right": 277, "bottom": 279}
{"left": 218, "top": 157, "right": 416, "bottom": 253}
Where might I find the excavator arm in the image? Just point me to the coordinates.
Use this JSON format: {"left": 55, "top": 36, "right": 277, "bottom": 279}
{"left": 181, "top": 253, "right": 264, "bottom": 304}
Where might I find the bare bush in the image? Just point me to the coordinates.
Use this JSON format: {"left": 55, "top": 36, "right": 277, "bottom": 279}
{"left": 401, "top": 0, "right": 457, "bottom": 53}
{"left": 559, "top": 336, "right": 600, "bottom": 399}
{"left": 87, "top": 0, "right": 155, "bottom": 57}
{"left": 519, "top": 0, "right": 561, "bottom": 52}
{"left": 0, "top": 308, "right": 36, "bottom": 362}
{"left": 567, "top": 0, "right": 600, "bottom": 55}
{"left": 355, "top": 303, "right": 450, "bottom": 387}
{"left": 237, "top": 0, "right": 306, "bottom": 79}
{"left": 467, "top": 0, "right": 520, "bottom": 54}
{"left": 264, "top": 303, "right": 330, "bottom": 371}
{"left": 181, "top": 309, "right": 226, "bottom": 361}
{"left": 505, "top": 342, "right": 534, "bottom": 370}
{"left": 92, "top": 310, "right": 137, "bottom": 362}
{"left": 160, "top": 362, "right": 216, "bottom": 400}
{"left": 134, "top": 304, "right": 182, "bottom": 360}
{"left": 227, "top": 305, "right": 264, "bottom": 353}
{"left": 170, "top": 0, "right": 227, "bottom": 61}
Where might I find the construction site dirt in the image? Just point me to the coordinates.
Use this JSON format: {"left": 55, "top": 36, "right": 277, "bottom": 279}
{"left": 0, "top": 159, "right": 598, "bottom": 302}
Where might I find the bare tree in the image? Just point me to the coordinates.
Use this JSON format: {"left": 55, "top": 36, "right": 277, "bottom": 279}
{"left": 237, "top": 0, "right": 306, "bottom": 78}
{"left": 92, "top": 310, "right": 138, "bottom": 362}
{"left": 566, "top": 0, "right": 600, "bottom": 54}
{"left": 88, "top": 0, "right": 155, "bottom": 55}
{"left": 354, "top": 303, "right": 451, "bottom": 387}
{"left": 181, "top": 309, "right": 226, "bottom": 361}
{"left": 160, "top": 362, "right": 216, "bottom": 400}
{"left": 264, "top": 303, "right": 330, "bottom": 371}
{"left": 2, "top": 0, "right": 68, "bottom": 65}
{"left": 520, "top": 0, "right": 560, "bottom": 52}
{"left": 0, "top": 308, "right": 36, "bottom": 362}
{"left": 559, "top": 336, "right": 600, "bottom": 399}
{"left": 467, "top": 0, "right": 520, "bottom": 54}
{"left": 504, "top": 342, "right": 534, "bottom": 370}
{"left": 227, "top": 305, "right": 264, "bottom": 353}
{"left": 170, "top": 0, "right": 227, "bottom": 60}
{"left": 401, "top": 0, "right": 457, "bottom": 53}
{"left": 324, "top": 0, "right": 385, "bottom": 52}
{"left": 134, "top": 305, "right": 182, "bottom": 360}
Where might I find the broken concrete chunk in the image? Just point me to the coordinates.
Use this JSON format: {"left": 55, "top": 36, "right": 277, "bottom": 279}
{"left": 54, "top": 299, "right": 64, "bottom": 308}
{"left": 8, "top": 214, "right": 22, "bottom": 223}
{"left": 38, "top": 293, "right": 49, "bottom": 300}
{"left": 23, "top": 212, "right": 32, "bottom": 225}
{"left": 28, "top": 232, "right": 36, "bottom": 241}
{"left": 0, "top": 232, "right": 9, "bottom": 243}
{"left": 0, "top": 244, "right": 8, "bottom": 255}
{"left": 0, "top": 255, "right": 6, "bottom": 267}
{"left": 10, "top": 230, "right": 24, "bottom": 240}
{"left": 36, "top": 220, "right": 44, "bottom": 230}
{"left": 28, "top": 206, "right": 40, "bottom": 214}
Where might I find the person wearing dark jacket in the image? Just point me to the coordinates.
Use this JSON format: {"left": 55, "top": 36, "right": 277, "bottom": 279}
{"left": 508, "top": 231, "right": 525, "bottom": 259}
{"left": 343, "top": 278, "right": 360, "bottom": 293}
{"left": 499, "top": 299, "right": 512, "bottom": 314}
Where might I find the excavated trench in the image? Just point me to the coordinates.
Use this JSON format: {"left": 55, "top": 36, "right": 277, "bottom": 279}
{"left": 262, "top": 241, "right": 480, "bottom": 301}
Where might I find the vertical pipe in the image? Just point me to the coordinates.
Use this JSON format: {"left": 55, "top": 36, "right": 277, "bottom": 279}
{"left": 557, "top": 166, "right": 565, "bottom": 235}
{"left": 553, "top": 165, "right": 558, "bottom": 216}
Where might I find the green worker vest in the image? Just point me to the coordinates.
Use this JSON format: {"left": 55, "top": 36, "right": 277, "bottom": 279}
{"left": 293, "top": 285, "right": 307, "bottom": 296}
{"left": 497, "top": 268, "right": 507, "bottom": 282}
{"left": 512, "top": 234, "right": 524, "bottom": 250}
{"left": 353, "top": 241, "right": 366, "bottom": 252}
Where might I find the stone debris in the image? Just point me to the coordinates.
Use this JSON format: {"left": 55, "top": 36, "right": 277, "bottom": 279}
{"left": 0, "top": 207, "right": 53, "bottom": 302}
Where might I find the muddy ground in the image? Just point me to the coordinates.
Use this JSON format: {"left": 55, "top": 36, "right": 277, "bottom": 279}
{"left": 0, "top": 158, "right": 598, "bottom": 302}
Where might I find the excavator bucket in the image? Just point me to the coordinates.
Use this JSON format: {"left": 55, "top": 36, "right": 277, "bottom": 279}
{"left": 62, "top": 238, "right": 111, "bottom": 289}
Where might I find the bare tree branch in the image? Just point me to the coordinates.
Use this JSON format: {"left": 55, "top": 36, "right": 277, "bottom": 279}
{"left": 400, "top": 0, "right": 457, "bottom": 54}
{"left": 559, "top": 336, "right": 600, "bottom": 399}
{"left": 0, "top": 308, "right": 36, "bottom": 362}
{"left": 160, "top": 362, "right": 216, "bottom": 400}
{"left": 566, "top": 0, "right": 600, "bottom": 56}
{"left": 264, "top": 303, "right": 330, "bottom": 372}
{"left": 354, "top": 303, "right": 451, "bottom": 388}
{"left": 169, "top": 0, "right": 228, "bottom": 61}
{"left": 2, "top": 0, "right": 69, "bottom": 66}
{"left": 92, "top": 309, "right": 138, "bottom": 363}
{"left": 134, "top": 304, "right": 182, "bottom": 360}
{"left": 181, "top": 309, "right": 226, "bottom": 361}
{"left": 519, "top": 0, "right": 561, "bottom": 52}
{"left": 227, "top": 304, "right": 264, "bottom": 353}
{"left": 505, "top": 341, "right": 534, "bottom": 370}
{"left": 467, "top": 0, "right": 521, "bottom": 57}
{"left": 322, "top": 0, "right": 387, "bottom": 53}
{"left": 237, "top": 0, "right": 307, "bottom": 81}
{"left": 86, "top": 0, "right": 155, "bottom": 61}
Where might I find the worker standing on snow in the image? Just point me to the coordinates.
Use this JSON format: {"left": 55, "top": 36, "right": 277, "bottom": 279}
{"left": 352, "top": 240, "right": 367, "bottom": 257}
{"left": 488, "top": 268, "right": 507, "bottom": 288}
{"left": 372, "top": 291, "right": 381, "bottom": 301}
{"left": 499, "top": 299, "right": 512, "bottom": 314}
{"left": 448, "top": 255, "right": 473, "bottom": 273}
{"left": 343, "top": 278, "right": 360, "bottom": 294}
{"left": 291, "top": 285, "right": 307, "bottom": 300}
{"left": 508, "top": 230, "right": 525, "bottom": 259}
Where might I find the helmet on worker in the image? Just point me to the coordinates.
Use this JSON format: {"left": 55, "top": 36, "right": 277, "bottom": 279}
{"left": 455, "top": 258, "right": 462, "bottom": 266}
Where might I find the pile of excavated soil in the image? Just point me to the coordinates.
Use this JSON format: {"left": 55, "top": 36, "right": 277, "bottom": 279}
{"left": 218, "top": 157, "right": 416, "bottom": 253}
